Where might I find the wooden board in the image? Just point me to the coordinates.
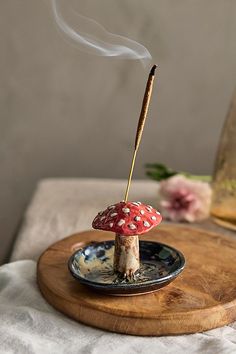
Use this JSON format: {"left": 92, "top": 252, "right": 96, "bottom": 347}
{"left": 37, "top": 225, "right": 236, "bottom": 336}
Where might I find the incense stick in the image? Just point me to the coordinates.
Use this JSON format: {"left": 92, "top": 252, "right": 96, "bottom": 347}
{"left": 124, "top": 64, "right": 157, "bottom": 202}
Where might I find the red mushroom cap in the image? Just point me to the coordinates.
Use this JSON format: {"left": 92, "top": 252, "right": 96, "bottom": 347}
{"left": 92, "top": 201, "right": 162, "bottom": 236}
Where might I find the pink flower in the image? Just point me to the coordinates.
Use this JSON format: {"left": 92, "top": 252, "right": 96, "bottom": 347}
{"left": 158, "top": 175, "right": 212, "bottom": 222}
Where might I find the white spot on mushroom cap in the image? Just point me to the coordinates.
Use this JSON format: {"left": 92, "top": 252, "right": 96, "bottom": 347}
{"left": 128, "top": 224, "right": 136, "bottom": 230}
{"left": 108, "top": 205, "right": 116, "bottom": 210}
{"left": 134, "top": 216, "right": 141, "bottom": 221}
{"left": 100, "top": 216, "right": 105, "bottom": 221}
{"left": 109, "top": 222, "right": 114, "bottom": 227}
{"left": 137, "top": 202, "right": 142, "bottom": 205}
{"left": 151, "top": 216, "right": 157, "bottom": 221}
{"left": 156, "top": 211, "right": 161, "bottom": 215}
{"left": 146, "top": 207, "right": 152, "bottom": 212}
{"left": 110, "top": 212, "right": 118, "bottom": 217}
{"left": 140, "top": 210, "right": 145, "bottom": 215}
{"left": 122, "top": 207, "right": 130, "bottom": 213}
{"left": 143, "top": 221, "right": 150, "bottom": 227}
{"left": 131, "top": 202, "right": 140, "bottom": 206}
{"left": 117, "top": 219, "right": 125, "bottom": 226}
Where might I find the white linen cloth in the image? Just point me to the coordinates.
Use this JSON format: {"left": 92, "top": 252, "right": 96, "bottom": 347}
{"left": 4, "top": 178, "right": 236, "bottom": 353}
{"left": 1, "top": 260, "right": 236, "bottom": 354}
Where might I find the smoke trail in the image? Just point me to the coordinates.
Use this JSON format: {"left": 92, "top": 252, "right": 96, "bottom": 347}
{"left": 51, "top": 0, "right": 152, "bottom": 66}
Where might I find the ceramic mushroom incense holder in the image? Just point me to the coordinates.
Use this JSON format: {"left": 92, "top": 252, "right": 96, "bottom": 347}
{"left": 69, "top": 65, "right": 185, "bottom": 295}
{"left": 93, "top": 201, "right": 162, "bottom": 279}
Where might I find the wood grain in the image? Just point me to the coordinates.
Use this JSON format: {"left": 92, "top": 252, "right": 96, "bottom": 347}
{"left": 37, "top": 224, "right": 236, "bottom": 336}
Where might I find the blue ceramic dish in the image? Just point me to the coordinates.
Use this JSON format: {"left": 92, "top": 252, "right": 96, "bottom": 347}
{"left": 68, "top": 240, "right": 185, "bottom": 296}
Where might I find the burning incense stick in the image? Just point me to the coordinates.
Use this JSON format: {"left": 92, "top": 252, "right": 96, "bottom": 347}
{"left": 124, "top": 64, "right": 157, "bottom": 202}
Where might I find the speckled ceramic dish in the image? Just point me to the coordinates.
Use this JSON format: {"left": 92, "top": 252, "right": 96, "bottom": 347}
{"left": 68, "top": 240, "right": 185, "bottom": 296}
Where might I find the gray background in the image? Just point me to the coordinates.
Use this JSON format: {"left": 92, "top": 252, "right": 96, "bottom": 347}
{"left": 1, "top": 0, "right": 236, "bottom": 263}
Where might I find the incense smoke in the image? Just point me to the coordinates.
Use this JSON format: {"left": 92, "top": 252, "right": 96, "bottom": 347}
{"left": 51, "top": 0, "right": 152, "bottom": 66}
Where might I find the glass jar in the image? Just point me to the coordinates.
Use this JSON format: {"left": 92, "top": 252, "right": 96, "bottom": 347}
{"left": 211, "top": 92, "right": 236, "bottom": 230}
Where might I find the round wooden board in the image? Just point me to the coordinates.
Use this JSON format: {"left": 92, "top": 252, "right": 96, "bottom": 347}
{"left": 37, "top": 225, "right": 236, "bottom": 336}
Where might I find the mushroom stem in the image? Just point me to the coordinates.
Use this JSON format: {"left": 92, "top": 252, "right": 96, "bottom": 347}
{"left": 113, "top": 234, "right": 140, "bottom": 280}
